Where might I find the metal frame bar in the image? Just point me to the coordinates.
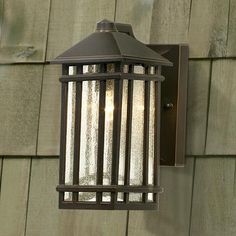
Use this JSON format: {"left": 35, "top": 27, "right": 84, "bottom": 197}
{"left": 72, "top": 65, "right": 83, "bottom": 201}
{"left": 59, "top": 73, "right": 164, "bottom": 82}
{"left": 59, "top": 201, "right": 158, "bottom": 210}
{"left": 96, "top": 64, "right": 106, "bottom": 203}
{"left": 143, "top": 78, "right": 150, "bottom": 202}
{"left": 58, "top": 61, "right": 166, "bottom": 210}
{"left": 111, "top": 78, "right": 123, "bottom": 203}
{"left": 57, "top": 185, "right": 160, "bottom": 193}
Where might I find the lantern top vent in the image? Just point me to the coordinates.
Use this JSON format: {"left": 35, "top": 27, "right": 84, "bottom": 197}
{"left": 51, "top": 19, "right": 172, "bottom": 66}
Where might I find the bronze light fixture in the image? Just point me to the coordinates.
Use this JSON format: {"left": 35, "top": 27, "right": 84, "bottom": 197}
{"left": 51, "top": 19, "right": 188, "bottom": 210}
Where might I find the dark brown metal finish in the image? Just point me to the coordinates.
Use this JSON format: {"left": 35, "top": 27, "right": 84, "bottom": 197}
{"left": 147, "top": 44, "right": 189, "bottom": 166}
{"left": 57, "top": 184, "right": 161, "bottom": 210}
{"left": 51, "top": 20, "right": 172, "bottom": 66}
{"left": 124, "top": 65, "right": 134, "bottom": 203}
{"left": 111, "top": 79, "right": 123, "bottom": 204}
{"left": 59, "top": 73, "right": 165, "bottom": 82}
{"left": 96, "top": 81, "right": 106, "bottom": 203}
{"left": 57, "top": 185, "right": 160, "bottom": 193}
{"left": 72, "top": 81, "right": 82, "bottom": 201}
{"left": 143, "top": 79, "right": 150, "bottom": 202}
{"left": 59, "top": 81, "right": 68, "bottom": 204}
{"left": 59, "top": 201, "right": 158, "bottom": 210}
{"left": 153, "top": 80, "right": 161, "bottom": 203}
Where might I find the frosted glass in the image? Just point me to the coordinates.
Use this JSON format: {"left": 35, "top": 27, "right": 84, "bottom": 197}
{"left": 148, "top": 81, "right": 155, "bottom": 185}
{"left": 79, "top": 81, "right": 99, "bottom": 191}
{"left": 134, "top": 65, "right": 145, "bottom": 74}
{"left": 130, "top": 81, "right": 144, "bottom": 186}
{"left": 64, "top": 81, "right": 76, "bottom": 201}
{"left": 129, "top": 193, "right": 142, "bottom": 202}
{"left": 118, "top": 80, "right": 128, "bottom": 185}
{"left": 103, "top": 80, "right": 114, "bottom": 185}
{"left": 83, "top": 64, "right": 100, "bottom": 74}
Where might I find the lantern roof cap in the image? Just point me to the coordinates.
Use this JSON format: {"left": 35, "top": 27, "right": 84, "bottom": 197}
{"left": 51, "top": 19, "right": 172, "bottom": 66}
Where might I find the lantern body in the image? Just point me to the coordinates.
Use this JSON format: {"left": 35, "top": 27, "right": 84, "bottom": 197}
{"left": 56, "top": 62, "right": 164, "bottom": 210}
{"left": 53, "top": 19, "right": 172, "bottom": 210}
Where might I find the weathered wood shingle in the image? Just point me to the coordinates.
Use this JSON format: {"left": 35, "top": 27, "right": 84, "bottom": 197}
{"left": 188, "top": 0, "right": 230, "bottom": 58}
{"left": 190, "top": 158, "right": 236, "bottom": 236}
{"left": 206, "top": 59, "right": 236, "bottom": 154}
{"left": 0, "top": 0, "right": 50, "bottom": 63}
{"left": 0, "top": 158, "right": 31, "bottom": 236}
{"left": 186, "top": 60, "right": 211, "bottom": 155}
{"left": 150, "top": 0, "right": 191, "bottom": 44}
{"left": 37, "top": 65, "right": 61, "bottom": 155}
{"left": 46, "top": 0, "right": 116, "bottom": 61}
{"left": 115, "top": 0, "right": 154, "bottom": 43}
{"left": 0, "top": 65, "right": 43, "bottom": 155}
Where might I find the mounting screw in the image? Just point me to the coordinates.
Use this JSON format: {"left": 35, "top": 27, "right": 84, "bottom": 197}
{"left": 164, "top": 103, "right": 174, "bottom": 109}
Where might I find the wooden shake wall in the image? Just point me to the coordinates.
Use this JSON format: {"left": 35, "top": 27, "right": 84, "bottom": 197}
{"left": 0, "top": 0, "right": 235, "bottom": 235}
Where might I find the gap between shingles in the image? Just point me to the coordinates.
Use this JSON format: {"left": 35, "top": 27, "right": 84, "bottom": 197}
{"left": 35, "top": 65, "right": 46, "bottom": 155}
{"left": 187, "top": 0, "right": 193, "bottom": 33}
{"left": 23, "top": 158, "right": 33, "bottom": 236}
{"left": 188, "top": 157, "right": 196, "bottom": 236}
{"left": 225, "top": 0, "right": 231, "bottom": 56}
{"left": 0, "top": 157, "right": 4, "bottom": 198}
{"left": 114, "top": 0, "right": 118, "bottom": 22}
{"left": 125, "top": 210, "right": 130, "bottom": 236}
{"left": 203, "top": 59, "right": 213, "bottom": 155}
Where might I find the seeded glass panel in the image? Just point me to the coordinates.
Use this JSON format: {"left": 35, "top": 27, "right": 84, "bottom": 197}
{"left": 64, "top": 81, "right": 76, "bottom": 201}
{"left": 130, "top": 81, "right": 144, "bottom": 187}
{"left": 118, "top": 80, "right": 128, "bottom": 185}
{"left": 148, "top": 81, "right": 155, "bottom": 185}
{"left": 129, "top": 193, "right": 142, "bottom": 202}
{"left": 83, "top": 64, "right": 100, "bottom": 73}
{"left": 134, "top": 65, "right": 145, "bottom": 74}
{"left": 103, "top": 80, "right": 114, "bottom": 185}
{"left": 79, "top": 81, "right": 99, "bottom": 192}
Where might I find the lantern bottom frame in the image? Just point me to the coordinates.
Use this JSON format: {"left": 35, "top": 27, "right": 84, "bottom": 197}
{"left": 56, "top": 184, "right": 162, "bottom": 210}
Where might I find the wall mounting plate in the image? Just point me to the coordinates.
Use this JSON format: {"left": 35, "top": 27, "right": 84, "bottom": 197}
{"left": 147, "top": 44, "right": 189, "bottom": 167}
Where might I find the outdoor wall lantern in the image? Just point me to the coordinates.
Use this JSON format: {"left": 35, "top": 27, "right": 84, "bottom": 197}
{"left": 51, "top": 19, "right": 188, "bottom": 210}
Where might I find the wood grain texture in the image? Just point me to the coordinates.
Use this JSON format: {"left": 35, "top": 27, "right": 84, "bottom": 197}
{"left": 0, "top": 0, "right": 50, "bottom": 63}
{"left": 189, "top": 0, "right": 230, "bottom": 58}
{"left": 115, "top": 0, "right": 154, "bottom": 43}
{"left": 128, "top": 158, "right": 194, "bottom": 236}
{"left": 37, "top": 65, "right": 61, "bottom": 155}
{"left": 186, "top": 60, "right": 211, "bottom": 155}
{"left": 226, "top": 0, "right": 236, "bottom": 56}
{"left": 150, "top": 0, "right": 191, "bottom": 44}
{"left": 0, "top": 65, "right": 43, "bottom": 155}
{"left": 26, "top": 158, "right": 127, "bottom": 236}
{"left": 46, "top": 0, "right": 116, "bottom": 60}
{"left": 190, "top": 158, "right": 236, "bottom": 236}
{"left": 206, "top": 60, "right": 236, "bottom": 154}
{"left": 0, "top": 158, "right": 31, "bottom": 236}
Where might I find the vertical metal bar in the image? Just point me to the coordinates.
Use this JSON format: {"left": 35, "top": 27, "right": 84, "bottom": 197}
{"left": 154, "top": 66, "right": 161, "bottom": 203}
{"left": 59, "top": 73, "right": 68, "bottom": 204}
{"left": 143, "top": 73, "right": 150, "bottom": 202}
{"left": 72, "top": 65, "right": 83, "bottom": 202}
{"left": 124, "top": 65, "right": 134, "bottom": 203}
{"left": 97, "top": 64, "right": 106, "bottom": 203}
{"left": 111, "top": 78, "right": 123, "bottom": 203}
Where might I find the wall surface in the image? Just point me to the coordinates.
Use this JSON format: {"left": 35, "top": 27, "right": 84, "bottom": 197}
{"left": 0, "top": 0, "right": 236, "bottom": 236}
